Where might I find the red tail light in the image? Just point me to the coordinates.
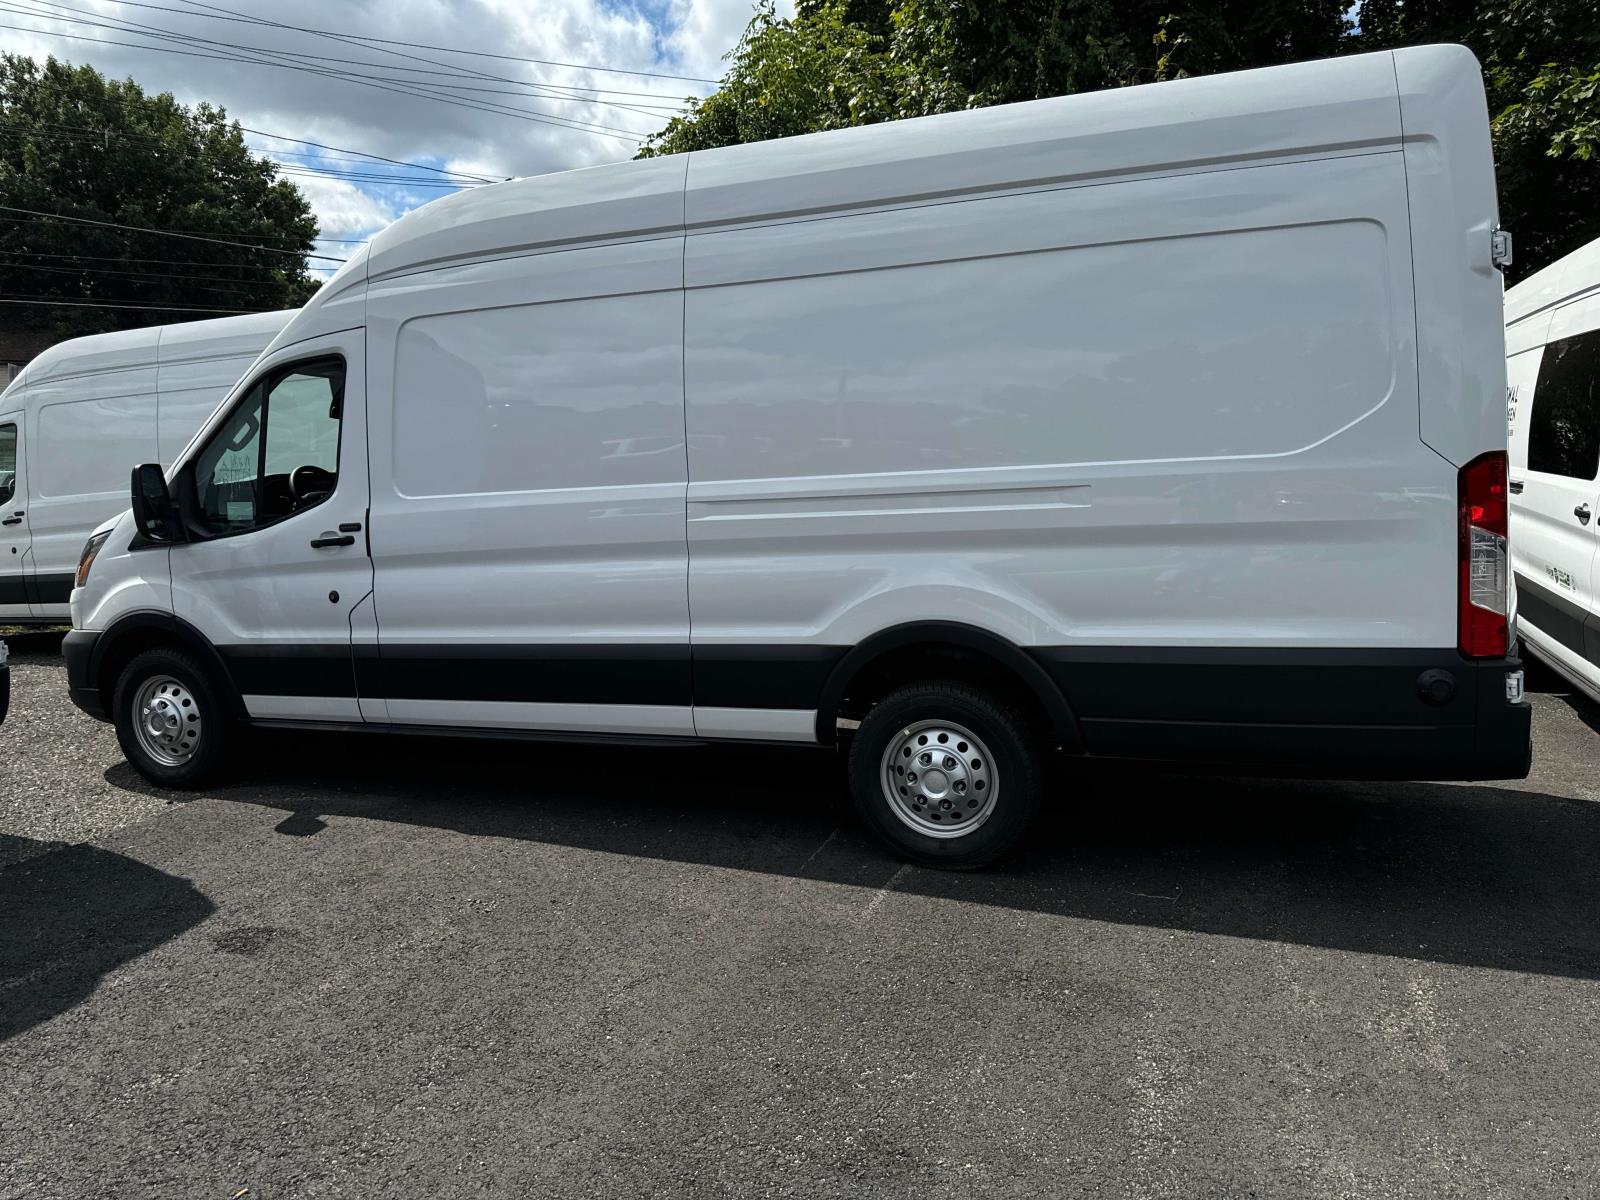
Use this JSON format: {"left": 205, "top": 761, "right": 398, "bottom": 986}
{"left": 1459, "top": 451, "right": 1508, "bottom": 658}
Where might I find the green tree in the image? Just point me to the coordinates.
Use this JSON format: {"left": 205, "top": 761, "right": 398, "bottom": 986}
{"left": 0, "top": 55, "right": 321, "bottom": 337}
{"left": 642, "top": 0, "right": 1599, "bottom": 280}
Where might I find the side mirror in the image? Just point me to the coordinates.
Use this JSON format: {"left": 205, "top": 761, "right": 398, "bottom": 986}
{"left": 130, "top": 463, "right": 184, "bottom": 543}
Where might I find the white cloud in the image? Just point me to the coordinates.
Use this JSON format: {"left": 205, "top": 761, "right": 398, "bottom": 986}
{"left": 4, "top": 0, "right": 795, "bottom": 262}
{"left": 281, "top": 172, "right": 400, "bottom": 239}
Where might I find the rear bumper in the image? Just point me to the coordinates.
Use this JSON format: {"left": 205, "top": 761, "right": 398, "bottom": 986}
{"left": 1031, "top": 648, "right": 1532, "bottom": 781}
{"left": 63, "top": 628, "right": 108, "bottom": 721}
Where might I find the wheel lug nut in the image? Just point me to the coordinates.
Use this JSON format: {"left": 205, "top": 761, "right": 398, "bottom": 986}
{"left": 943, "top": 756, "right": 955, "bottom": 769}
{"left": 919, "top": 753, "right": 931, "bottom": 765}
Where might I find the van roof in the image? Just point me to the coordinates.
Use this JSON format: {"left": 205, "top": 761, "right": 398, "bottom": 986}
{"left": 1505, "top": 235, "right": 1600, "bottom": 329}
{"left": 362, "top": 46, "right": 1462, "bottom": 287}
{"left": 3, "top": 308, "right": 295, "bottom": 398}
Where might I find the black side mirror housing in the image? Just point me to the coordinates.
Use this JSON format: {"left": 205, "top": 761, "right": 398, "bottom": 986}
{"left": 130, "top": 463, "right": 184, "bottom": 543}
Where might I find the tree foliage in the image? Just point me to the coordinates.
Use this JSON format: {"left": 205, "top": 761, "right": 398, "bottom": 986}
{"left": 0, "top": 56, "right": 321, "bottom": 337}
{"left": 642, "top": 0, "right": 1599, "bottom": 280}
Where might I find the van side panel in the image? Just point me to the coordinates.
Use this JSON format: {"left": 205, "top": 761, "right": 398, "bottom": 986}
{"left": 364, "top": 237, "right": 694, "bottom": 736}
{"left": 1394, "top": 44, "right": 1507, "bottom": 468}
{"left": 26, "top": 363, "right": 160, "bottom": 606}
{"left": 685, "top": 152, "right": 1440, "bottom": 665}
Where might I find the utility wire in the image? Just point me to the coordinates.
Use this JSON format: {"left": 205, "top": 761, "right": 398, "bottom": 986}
{"left": 107, "top": 0, "right": 708, "bottom": 97}
{"left": 0, "top": 295, "right": 264, "bottom": 312}
{"left": 162, "top": 0, "right": 717, "bottom": 83}
{"left": 2, "top": 258, "right": 300, "bottom": 289}
{"left": 0, "top": 16, "right": 646, "bottom": 140}
{"left": 28, "top": 0, "right": 685, "bottom": 120}
{"left": 0, "top": 248, "right": 320, "bottom": 268}
{"left": 0, "top": 2, "right": 653, "bottom": 138}
{"left": 0, "top": 203, "right": 344, "bottom": 261}
{"left": 239, "top": 128, "right": 500, "bottom": 184}
{"left": 0, "top": 216, "right": 369, "bottom": 247}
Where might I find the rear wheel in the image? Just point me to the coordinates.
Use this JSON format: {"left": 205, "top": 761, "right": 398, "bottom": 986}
{"left": 848, "top": 681, "right": 1043, "bottom": 869}
{"left": 112, "top": 647, "right": 230, "bottom": 788}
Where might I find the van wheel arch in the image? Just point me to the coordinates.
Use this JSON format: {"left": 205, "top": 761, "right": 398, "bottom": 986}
{"left": 92, "top": 613, "right": 244, "bottom": 720}
{"left": 815, "top": 622, "right": 1081, "bottom": 751}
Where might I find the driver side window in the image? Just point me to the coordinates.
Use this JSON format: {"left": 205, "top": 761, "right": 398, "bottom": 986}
{"left": 193, "top": 357, "right": 343, "bottom": 537}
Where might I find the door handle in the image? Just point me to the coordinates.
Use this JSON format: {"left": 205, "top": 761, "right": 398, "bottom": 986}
{"left": 1, "top": 517, "right": 19, "bottom": 526}
{"left": 1576, "top": 504, "right": 1591, "bottom": 526}
{"left": 1508, "top": 479, "right": 1524, "bottom": 494}
{"left": 309, "top": 533, "right": 356, "bottom": 548}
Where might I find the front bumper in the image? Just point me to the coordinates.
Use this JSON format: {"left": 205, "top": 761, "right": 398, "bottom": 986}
{"left": 63, "top": 628, "right": 108, "bottom": 721}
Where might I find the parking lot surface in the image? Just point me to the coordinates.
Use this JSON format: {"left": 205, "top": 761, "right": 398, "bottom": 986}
{"left": 3, "top": 630, "right": 1599, "bottom": 1199}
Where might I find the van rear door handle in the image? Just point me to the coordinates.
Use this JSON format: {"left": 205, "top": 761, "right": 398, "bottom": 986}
{"left": 309, "top": 533, "right": 356, "bottom": 548}
{"left": 1576, "top": 504, "right": 1591, "bottom": 525}
{"left": 1508, "top": 479, "right": 1523, "bottom": 494}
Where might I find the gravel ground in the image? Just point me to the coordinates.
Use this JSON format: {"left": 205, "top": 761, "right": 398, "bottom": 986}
{"left": 3, "top": 634, "right": 1600, "bottom": 1198}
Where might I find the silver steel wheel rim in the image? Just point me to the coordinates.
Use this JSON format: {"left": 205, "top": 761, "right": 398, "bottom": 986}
{"left": 880, "top": 719, "right": 998, "bottom": 839}
{"left": 132, "top": 674, "right": 203, "bottom": 767}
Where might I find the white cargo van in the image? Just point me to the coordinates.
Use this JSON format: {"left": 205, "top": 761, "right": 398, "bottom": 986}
{"left": 0, "top": 311, "right": 293, "bottom": 625}
{"left": 1506, "top": 235, "right": 1600, "bottom": 699}
{"left": 65, "top": 46, "right": 1530, "bottom": 867}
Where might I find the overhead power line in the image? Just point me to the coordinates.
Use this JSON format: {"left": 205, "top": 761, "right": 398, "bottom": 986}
{"left": 0, "top": 203, "right": 345, "bottom": 261}
{"left": 1, "top": 257, "right": 296, "bottom": 289}
{"left": 24, "top": 0, "right": 684, "bottom": 123}
{"left": 95, "top": 0, "right": 697, "bottom": 112}
{"left": 162, "top": 0, "right": 717, "bottom": 83}
{"left": 238, "top": 128, "right": 501, "bottom": 184}
{"left": 0, "top": 2, "right": 653, "bottom": 139}
{"left": 0, "top": 295, "right": 264, "bottom": 313}
{"left": 0, "top": 248, "right": 311, "bottom": 269}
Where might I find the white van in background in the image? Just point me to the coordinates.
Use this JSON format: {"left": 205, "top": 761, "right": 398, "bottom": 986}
{"left": 1506, "top": 235, "right": 1600, "bottom": 700}
{"left": 0, "top": 310, "right": 293, "bottom": 625}
{"left": 67, "top": 47, "right": 1529, "bottom": 868}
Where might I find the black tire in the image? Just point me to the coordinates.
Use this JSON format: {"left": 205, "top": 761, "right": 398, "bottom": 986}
{"left": 112, "top": 647, "right": 231, "bottom": 788}
{"left": 847, "top": 681, "right": 1043, "bottom": 869}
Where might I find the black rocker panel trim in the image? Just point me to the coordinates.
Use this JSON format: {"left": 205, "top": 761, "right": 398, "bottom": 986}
{"left": 1030, "top": 646, "right": 1487, "bottom": 727}
{"left": 0, "top": 571, "right": 72, "bottom": 607}
{"left": 1516, "top": 571, "right": 1600, "bottom": 667}
{"left": 219, "top": 643, "right": 360, "bottom": 700}
{"left": 134, "top": 636, "right": 1530, "bottom": 782}
{"left": 693, "top": 644, "right": 846, "bottom": 710}
{"left": 356, "top": 643, "right": 693, "bottom": 706}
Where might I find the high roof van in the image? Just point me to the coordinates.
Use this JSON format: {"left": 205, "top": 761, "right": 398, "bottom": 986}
{"left": 0, "top": 310, "right": 293, "bottom": 625}
{"left": 65, "top": 46, "right": 1529, "bottom": 867}
{"left": 1505, "top": 235, "right": 1600, "bottom": 699}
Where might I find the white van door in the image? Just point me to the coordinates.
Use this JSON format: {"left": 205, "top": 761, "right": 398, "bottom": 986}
{"left": 0, "top": 413, "right": 32, "bottom": 623}
{"left": 170, "top": 331, "right": 373, "bottom": 722}
{"left": 1511, "top": 301, "right": 1600, "bottom": 665}
{"left": 362, "top": 239, "right": 694, "bottom": 736}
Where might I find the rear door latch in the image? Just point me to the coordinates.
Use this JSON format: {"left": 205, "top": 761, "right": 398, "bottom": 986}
{"left": 1491, "top": 228, "right": 1514, "bottom": 271}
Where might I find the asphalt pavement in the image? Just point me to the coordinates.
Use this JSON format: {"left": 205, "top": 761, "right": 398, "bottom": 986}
{"left": 3, "top": 630, "right": 1599, "bottom": 1199}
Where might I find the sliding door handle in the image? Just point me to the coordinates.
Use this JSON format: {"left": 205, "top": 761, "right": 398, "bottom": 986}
{"left": 309, "top": 533, "right": 356, "bottom": 548}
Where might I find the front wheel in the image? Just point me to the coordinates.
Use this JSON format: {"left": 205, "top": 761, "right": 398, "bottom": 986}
{"left": 847, "top": 681, "right": 1043, "bottom": 869}
{"left": 112, "top": 647, "right": 231, "bottom": 788}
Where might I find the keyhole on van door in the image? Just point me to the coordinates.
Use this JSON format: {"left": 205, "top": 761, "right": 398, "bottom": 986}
{"left": 328, "top": 590, "right": 339, "bottom": 604}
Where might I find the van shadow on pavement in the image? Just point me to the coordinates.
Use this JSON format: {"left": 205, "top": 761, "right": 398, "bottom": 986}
{"left": 0, "top": 835, "right": 215, "bottom": 1041}
{"left": 143, "top": 721, "right": 1600, "bottom": 984}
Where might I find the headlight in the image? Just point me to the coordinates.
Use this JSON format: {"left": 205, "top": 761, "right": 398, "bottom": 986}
{"left": 75, "top": 530, "right": 111, "bottom": 589}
